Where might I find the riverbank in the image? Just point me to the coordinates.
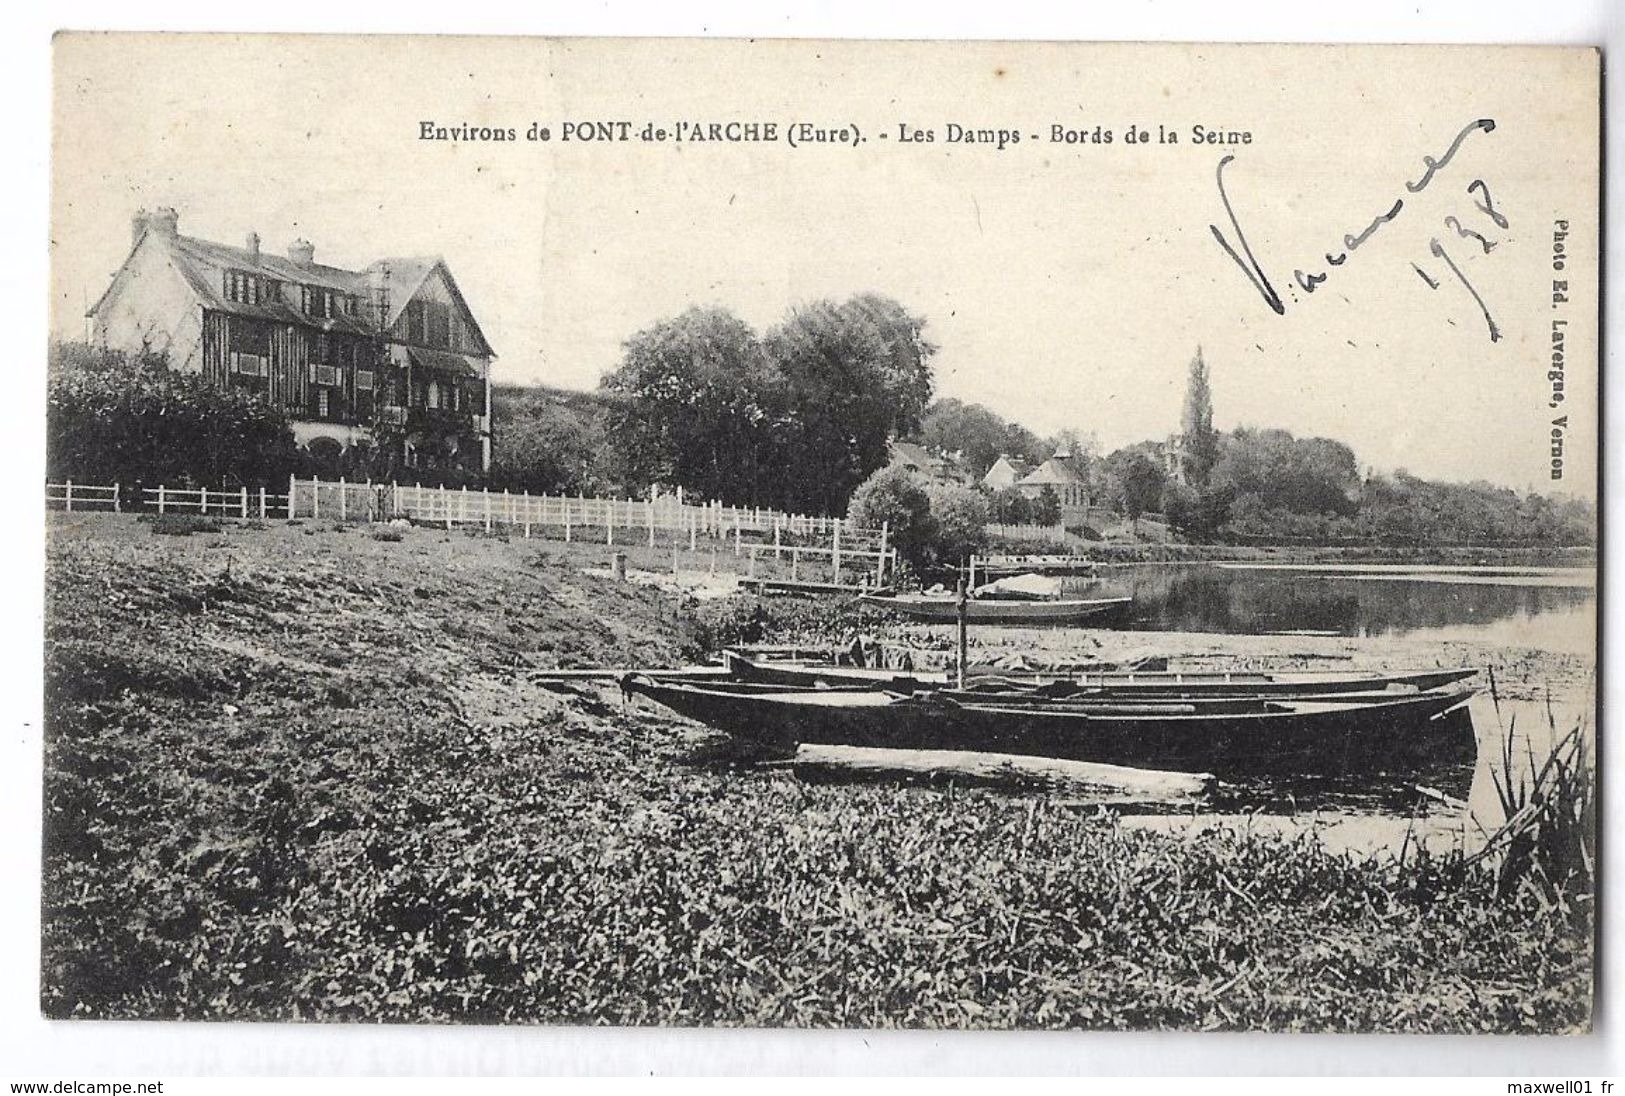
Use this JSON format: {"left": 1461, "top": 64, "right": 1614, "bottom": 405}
{"left": 40, "top": 514, "right": 1593, "bottom": 1029}
{"left": 991, "top": 540, "right": 1598, "bottom": 568}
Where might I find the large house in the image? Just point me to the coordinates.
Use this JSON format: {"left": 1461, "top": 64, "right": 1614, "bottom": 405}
{"left": 88, "top": 207, "right": 495, "bottom": 474}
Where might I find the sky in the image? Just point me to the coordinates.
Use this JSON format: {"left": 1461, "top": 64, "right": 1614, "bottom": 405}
{"left": 50, "top": 36, "right": 1599, "bottom": 496}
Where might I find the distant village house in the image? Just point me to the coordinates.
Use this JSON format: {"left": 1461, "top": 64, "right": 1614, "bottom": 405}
{"left": 1015, "top": 450, "right": 1095, "bottom": 525}
{"left": 979, "top": 455, "right": 1032, "bottom": 491}
{"left": 885, "top": 440, "right": 957, "bottom": 483}
{"left": 88, "top": 207, "right": 495, "bottom": 474}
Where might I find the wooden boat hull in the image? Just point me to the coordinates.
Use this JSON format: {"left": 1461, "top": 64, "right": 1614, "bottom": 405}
{"left": 721, "top": 651, "right": 1478, "bottom": 697}
{"left": 626, "top": 678, "right": 1479, "bottom": 775}
{"left": 859, "top": 593, "right": 1130, "bottom": 624}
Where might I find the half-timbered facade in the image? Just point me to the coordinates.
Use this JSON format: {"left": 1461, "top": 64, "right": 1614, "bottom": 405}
{"left": 88, "top": 207, "right": 495, "bottom": 474}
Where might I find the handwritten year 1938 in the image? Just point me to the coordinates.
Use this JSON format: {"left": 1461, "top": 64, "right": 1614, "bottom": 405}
{"left": 1209, "top": 118, "right": 1507, "bottom": 342}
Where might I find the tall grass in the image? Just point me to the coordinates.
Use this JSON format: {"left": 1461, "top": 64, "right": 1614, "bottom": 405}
{"left": 1466, "top": 670, "right": 1595, "bottom": 915}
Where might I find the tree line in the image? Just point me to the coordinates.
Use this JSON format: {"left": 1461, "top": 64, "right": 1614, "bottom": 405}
{"left": 48, "top": 319, "right": 1594, "bottom": 551}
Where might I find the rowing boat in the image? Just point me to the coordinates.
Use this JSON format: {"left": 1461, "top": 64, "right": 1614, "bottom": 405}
{"left": 720, "top": 650, "right": 1479, "bottom": 697}
{"left": 624, "top": 677, "right": 1477, "bottom": 774}
{"left": 858, "top": 592, "right": 1131, "bottom": 624}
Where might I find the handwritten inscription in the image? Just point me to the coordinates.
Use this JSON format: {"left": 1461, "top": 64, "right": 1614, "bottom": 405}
{"left": 1209, "top": 118, "right": 1505, "bottom": 340}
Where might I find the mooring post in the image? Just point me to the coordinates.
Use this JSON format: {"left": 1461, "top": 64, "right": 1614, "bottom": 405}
{"left": 956, "top": 577, "right": 968, "bottom": 690}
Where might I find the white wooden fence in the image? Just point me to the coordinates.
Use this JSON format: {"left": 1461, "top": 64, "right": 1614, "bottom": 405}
{"left": 985, "top": 520, "right": 1075, "bottom": 545}
{"left": 47, "top": 477, "right": 894, "bottom": 586}
{"left": 45, "top": 481, "right": 121, "bottom": 512}
{"left": 145, "top": 485, "right": 289, "bottom": 518}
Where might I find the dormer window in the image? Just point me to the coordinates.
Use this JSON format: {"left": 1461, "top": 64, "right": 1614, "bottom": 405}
{"left": 302, "top": 285, "right": 331, "bottom": 318}
{"left": 223, "top": 269, "right": 263, "bottom": 305}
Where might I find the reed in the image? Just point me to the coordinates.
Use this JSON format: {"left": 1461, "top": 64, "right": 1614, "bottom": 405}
{"left": 1468, "top": 670, "right": 1595, "bottom": 914}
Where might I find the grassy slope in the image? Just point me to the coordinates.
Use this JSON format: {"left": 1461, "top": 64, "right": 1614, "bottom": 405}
{"left": 41, "top": 516, "right": 1591, "bottom": 1029}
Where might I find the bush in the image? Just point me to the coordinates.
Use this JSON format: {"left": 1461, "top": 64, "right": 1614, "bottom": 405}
{"left": 847, "top": 467, "right": 936, "bottom": 572}
{"left": 369, "top": 528, "right": 405, "bottom": 543}
{"left": 150, "top": 514, "right": 224, "bottom": 537}
{"left": 924, "top": 483, "right": 990, "bottom": 566}
{"left": 48, "top": 341, "right": 300, "bottom": 489}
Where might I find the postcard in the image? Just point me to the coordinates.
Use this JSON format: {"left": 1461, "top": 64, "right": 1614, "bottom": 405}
{"left": 45, "top": 35, "right": 1598, "bottom": 1033}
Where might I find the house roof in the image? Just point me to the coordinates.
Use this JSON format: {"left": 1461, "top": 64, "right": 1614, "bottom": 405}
{"left": 889, "top": 441, "right": 943, "bottom": 470}
{"left": 1019, "top": 455, "right": 1087, "bottom": 486}
{"left": 93, "top": 226, "right": 493, "bottom": 355}
{"left": 983, "top": 455, "right": 1032, "bottom": 479}
{"left": 405, "top": 345, "right": 480, "bottom": 377}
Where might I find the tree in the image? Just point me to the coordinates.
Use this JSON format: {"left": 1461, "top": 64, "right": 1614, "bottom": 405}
{"left": 1104, "top": 449, "right": 1167, "bottom": 525}
{"left": 925, "top": 483, "right": 991, "bottom": 565}
{"left": 989, "top": 485, "right": 1033, "bottom": 524}
{"left": 846, "top": 465, "right": 936, "bottom": 572}
{"left": 489, "top": 384, "right": 607, "bottom": 495}
{"left": 1164, "top": 481, "right": 1234, "bottom": 540}
{"left": 598, "top": 307, "right": 777, "bottom": 503}
{"left": 1031, "top": 485, "right": 1062, "bottom": 527}
{"left": 1209, "top": 428, "right": 1358, "bottom": 516}
{"left": 920, "top": 398, "right": 1047, "bottom": 478}
{"left": 765, "top": 295, "right": 936, "bottom": 513}
{"left": 1180, "top": 347, "right": 1219, "bottom": 486}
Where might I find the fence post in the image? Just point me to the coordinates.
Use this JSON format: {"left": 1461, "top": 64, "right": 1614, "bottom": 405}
{"left": 564, "top": 496, "right": 572, "bottom": 542}
{"left": 289, "top": 475, "right": 297, "bottom": 520}
{"left": 832, "top": 522, "right": 842, "bottom": 587}
{"left": 240, "top": 486, "right": 249, "bottom": 519}
{"left": 64, "top": 480, "right": 73, "bottom": 513}
{"left": 607, "top": 500, "right": 615, "bottom": 546}
{"left": 259, "top": 486, "right": 267, "bottom": 519}
{"left": 113, "top": 482, "right": 121, "bottom": 514}
{"left": 158, "top": 484, "right": 167, "bottom": 515}
{"left": 689, "top": 510, "right": 697, "bottom": 552}
{"left": 878, "top": 521, "right": 890, "bottom": 587}
{"left": 647, "top": 497, "right": 655, "bottom": 548}
{"left": 483, "top": 487, "right": 492, "bottom": 533}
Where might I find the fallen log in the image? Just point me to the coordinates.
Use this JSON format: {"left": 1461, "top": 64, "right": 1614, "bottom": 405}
{"left": 780, "top": 743, "right": 1215, "bottom": 799}
{"left": 1415, "top": 783, "right": 1469, "bottom": 811}
{"left": 529, "top": 666, "right": 729, "bottom": 683}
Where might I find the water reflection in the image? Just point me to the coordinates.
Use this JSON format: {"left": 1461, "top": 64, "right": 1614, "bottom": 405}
{"left": 1184, "top": 691, "right": 1591, "bottom": 829}
{"left": 1061, "top": 564, "right": 1596, "bottom": 641}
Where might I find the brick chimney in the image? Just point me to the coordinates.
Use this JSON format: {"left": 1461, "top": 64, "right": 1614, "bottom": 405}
{"left": 247, "top": 231, "right": 261, "bottom": 261}
{"left": 288, "top": 238, "right": 315, "bottom": 266}
{"left": 131, "top": 206, "right": 179, "bottom": 245}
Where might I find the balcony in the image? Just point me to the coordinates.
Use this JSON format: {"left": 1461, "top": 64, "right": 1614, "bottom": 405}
{"left": 377, "top": 404, "right": 477, "bottom": 434}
